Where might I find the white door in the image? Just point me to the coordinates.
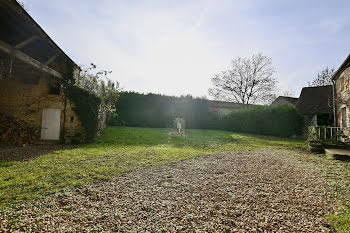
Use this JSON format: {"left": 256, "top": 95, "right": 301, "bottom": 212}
{"left": 41, "top": 108, "right": 61, "bottom": 140}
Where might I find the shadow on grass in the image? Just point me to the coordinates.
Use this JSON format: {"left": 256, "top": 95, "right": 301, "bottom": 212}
{"left": 0, "top": 144, "right": 77, "bottom": 162}
{"left": 1, "top": 127, "right": 306, "bottom": 164}
{"left": 332, "top": 155, "right": 350, "bottom": 162}
{"left": 67, "top": 127, "right": 306, "bottom": 156}
{"left": 0, "top": 127, "right": 310, "bottom": 207}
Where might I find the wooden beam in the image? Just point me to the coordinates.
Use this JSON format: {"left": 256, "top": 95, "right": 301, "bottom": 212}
{"left": 14, "top": 35, "right": 39, "bottom": 49}
{"left": 0, "top": 40, "right": 62, "bottom": 79}
{"left": 44, "top": 53, "right": 59, "bottom": 66}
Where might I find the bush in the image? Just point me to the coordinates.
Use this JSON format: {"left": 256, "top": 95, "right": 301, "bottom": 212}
{"left": 220, "top": 105, "right": 304, "bottom": 137}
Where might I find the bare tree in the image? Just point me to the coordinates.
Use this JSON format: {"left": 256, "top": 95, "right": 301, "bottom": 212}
{"left": 209, "top": 53, "right": 277, "bottom": 105}
{"left": 281, "top": 89, "right": 297, "bottom": 97}
{"left": 308, "top": 67, "right": 335, "bottom": 87}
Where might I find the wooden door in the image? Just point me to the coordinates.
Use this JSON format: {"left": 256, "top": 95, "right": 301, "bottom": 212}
{"left": 41, "top": 108, "right": 61, "bottom": 140}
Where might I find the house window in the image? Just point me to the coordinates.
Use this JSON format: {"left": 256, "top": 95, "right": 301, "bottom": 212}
{"left": 70, "top": 116, "right": 74, "bottom": 123}
{"left": 341, "top": 107, "right": 347, "bottom": 127}
{"left": 49, "top": 83, "right": 61, "bottom": 95}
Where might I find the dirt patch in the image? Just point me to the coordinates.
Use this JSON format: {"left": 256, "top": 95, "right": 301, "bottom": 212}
{"left": 0, "top": 149, "right": 336, "bottom": 232}
{"left": 0, "top": 144, "right": 76, "bottom": 162}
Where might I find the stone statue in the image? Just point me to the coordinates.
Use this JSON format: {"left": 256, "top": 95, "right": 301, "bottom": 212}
{"left": 177, "top": 121, "right": 182, "bottom": 133}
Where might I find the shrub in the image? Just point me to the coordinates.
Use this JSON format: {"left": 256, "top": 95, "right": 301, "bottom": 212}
{"left": 220, "top": 105, "right": 304, "bottom": 137}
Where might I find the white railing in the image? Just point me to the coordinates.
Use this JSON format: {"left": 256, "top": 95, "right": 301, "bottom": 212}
{"left": 308, "top": 126, "right": 348, "bottom": 142}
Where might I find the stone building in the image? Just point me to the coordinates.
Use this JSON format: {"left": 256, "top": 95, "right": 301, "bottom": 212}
{"left": 296, "top": 85, "right": 334, "bottom": 127}
{"left": 0, "top": 0, "right": 86, "bottom": 144}
{"left": 271, "top": 86, "right": 334, "bottom": 137}
{"left": 333, "top": 54, "right": 350, "bottom": 128}
{"left": 271, "top": 87, "right": 333, "bottom": 127}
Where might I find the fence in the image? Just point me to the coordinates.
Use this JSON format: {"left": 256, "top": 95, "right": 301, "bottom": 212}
{"left": 308, "top": 126, "right": 348, "bottom": 142}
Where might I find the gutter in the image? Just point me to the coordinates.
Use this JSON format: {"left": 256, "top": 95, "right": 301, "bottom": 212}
{"left": 332, "top": 80, "right": 337, "bottom": 127}
{"left": 62, "top": 84, "right": 67, "bottom": 143}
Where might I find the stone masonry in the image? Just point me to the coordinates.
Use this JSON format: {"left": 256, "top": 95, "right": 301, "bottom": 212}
{"left": 0, "top": 74, "right": 86, "bottom": 143}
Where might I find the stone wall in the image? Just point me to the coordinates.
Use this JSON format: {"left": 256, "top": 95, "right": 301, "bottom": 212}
{"left": 0, "top": 75, "right": 86, "bottom": 143}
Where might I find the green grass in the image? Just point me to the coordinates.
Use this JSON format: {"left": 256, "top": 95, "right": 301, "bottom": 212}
{"left": 1, "top": 126, "right": 349, "bottom": 231}
{"left": 330, "top": 204, "right": 350, "bottom": 233}
{"left": 0, "top": 127, "right": 305, "bottom": 207}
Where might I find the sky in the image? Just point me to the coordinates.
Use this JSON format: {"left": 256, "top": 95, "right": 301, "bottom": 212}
{"left": 21, "top": 0, "right": 350, "bottom": 98}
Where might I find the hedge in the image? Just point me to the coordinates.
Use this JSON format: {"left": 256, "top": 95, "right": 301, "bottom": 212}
{"left": 110, "top": 92, "right": 216, "bottom": 129}
{"left": 112, "top": 92, "right": 304, "bottom": 137}
{"left": 219, "top": 105, "right": 304, "bottom": 137}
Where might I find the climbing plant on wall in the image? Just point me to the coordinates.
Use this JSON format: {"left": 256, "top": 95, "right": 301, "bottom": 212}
{"left": 67, "top": 86, "right": 101, "bottom": 139}
{"left": 67, "top": 64, "right": 119, "bottom": 138}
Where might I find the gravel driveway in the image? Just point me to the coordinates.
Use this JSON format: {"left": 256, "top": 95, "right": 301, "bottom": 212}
{"left": 1, "top": 149, "right": 335, "bottom": 232}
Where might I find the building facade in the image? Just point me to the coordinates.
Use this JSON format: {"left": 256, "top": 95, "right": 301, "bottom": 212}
{"left": 0, "top": 0, "right": 86, "bottom": 144}
{"left": 333, "top": 54, "right": 350, "bottom": 128}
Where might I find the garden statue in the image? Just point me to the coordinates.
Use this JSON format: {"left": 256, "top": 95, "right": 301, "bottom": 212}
{"left": 177, "top": 121, "right": 182, "bottom": 133}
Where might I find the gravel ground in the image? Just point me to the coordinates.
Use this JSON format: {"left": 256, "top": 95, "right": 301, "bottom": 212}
{"left": 1, "top": 149, "right": 336, "bottom": 232}
{"left": 0, "top": 144, "right": 75, "bottom": 162}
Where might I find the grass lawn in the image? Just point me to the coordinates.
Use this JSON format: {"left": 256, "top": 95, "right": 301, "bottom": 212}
{"left": 0, "top": 127, "right": 305, "bottom": 207}
{"left": 0, "top": 127, "right": 348, "bottom": 231}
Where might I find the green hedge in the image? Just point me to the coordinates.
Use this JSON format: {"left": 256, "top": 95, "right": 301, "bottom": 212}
{"left": 219, "top": 105, "right": 304, "bottom": 137}
{"left": 111, "top": 92, "right": 216, "bottom": 129}
{"left": 68, "top": 86, "right": 101, "bottom": 139}
{"left": 112, "top": 92, "right": 304, "bottom": 137}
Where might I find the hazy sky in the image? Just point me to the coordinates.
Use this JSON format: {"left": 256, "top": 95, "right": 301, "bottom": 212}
{"left": 22, "top": 0, "right": 350, "bottom": 98}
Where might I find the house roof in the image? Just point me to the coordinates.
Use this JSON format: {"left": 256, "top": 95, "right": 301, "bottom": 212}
{"left": 0, "top": 0, "right": 78, "bottom": 78}
{"left": 332, "top": 54, "right": 350, "bottom": 80}
{"left": 296, "top": 85, "right": 333, "bottom": 115}
{"left": 271, "top": 96, "right": 298, "bottom": 106}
